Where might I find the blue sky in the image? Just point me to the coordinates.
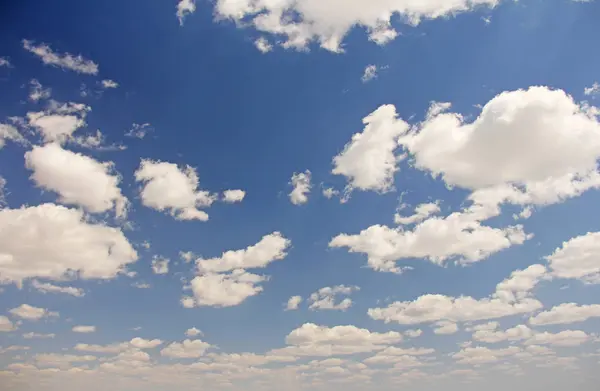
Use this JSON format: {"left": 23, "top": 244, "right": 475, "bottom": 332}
{"left": 1, "top": 0, "right": 600, "bottom": 390}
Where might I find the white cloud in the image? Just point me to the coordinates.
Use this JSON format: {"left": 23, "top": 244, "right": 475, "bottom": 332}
{"left": 72, "top": 326, "right": 96, "bottom": 333}
{"left": 9, "top": 304, "right": 58, "bottom": 321}
{"left": 453, "top": 346, "right": 521, "bottom": 365}
{"left": 472, "top": 324, "right": 533, "bottom": 343}
{"left": 322, "top": 187, "right": 339, "bottom": 199}
{"left": 23, "top": 332, "right": 55, "bottom": 339}
{"left": 185, "top": 328, "right": 203, "bottom": 337}
{"left": 529, "top": 303, "right": 600, "bottom": 325}
{"left": 26, "top": 102, "right": 90, "bottom": 143}
{"left": 135, "top": 159, "right": 216, "bottom": 221}
{"left": 177, "top": 0, "right": 196, "bottom": 25}
{"left": 584, "top": 82, "right": 599, "bottom": 96}
{"left": 29, "top": 79, "right": 51, "bottom": 102}
{"left": 161, "top": 339, "right": 212, "bottom": 359}
{"left": 405, "top": 329, "right": 423, "bottom": 338}
{"left": 285, "top": 295, "right": 303, "bottom": 311}
{"left": 399, "top": 87, "right": 600, "bottom": 209}
{"left": 179, "top": 251, "right": 194, "bottom": 262}
{"left": 213, "top": 0, "right": 498, "bottom": 52}
{"left": 0, "top": 316, "right": 16, "bottom": 332}
{"left": 432, "top": 320, "right": 458, "bottom": 335}
{"left": 0, "top": 203, "right": 138, "bottom": 285}
{"left": 188, "top": 270, "right": 268, "bottom": 307}
{"left": 222, "top": 189, "right": 246, "bottom": 203}
{"left": 255, "top": 37, "right": 273, "bottom": 53}
{"left": 308, "top": 285, "right": 359, "bottom": 311}
{"left": 25, "top": 143, "right": 128, "bottom": 218}
{"left": 394, "top": 202, "right": 440, "bottom": 225}
{"left": 132, "top": 282, "right": 151, "bottom": 289}
{"left": 75, "top": 343, "right": 129, "bottom": 354}
{"left": 34, "top": 353, "right": 97, "bottom": 368}
{"left": 0, "top": 57, "right": 10, "bottom": 67}
{"left": 0, "top": 123, "right": 27, "bottom": 148}
{"left": 31, "top": 280, "right": 85, "bottom": 297}
{"left": 289, "top": 170, "right": 312, "bottom": 205}
{"left": 361, "top": 65, "right": 378, "bottom": 83}
{"left": 330, "top": 211, "right": 529, "bottom": 273}
{"left": 368, "top": 265, "right": 545, "bottom": 325}
{"left": 545, "top": 232, "right": 600, "bottom": 283}
{"left": 151, "top": 256, "right": 170, "bottom": 275}
{"left": 125, "top": 123, "right": 152, "bottom": 139}
{"left": 525, "top": 330, "right": 590, "bottom": 347}
{"left": 270, "top": 323, "right": 403, "bottom": 357}
{"left": 129, "top": 338, "right": 163, "bottom": 349}
{"left": 332, "top": 105, "right": 408, "bottom": 194}
{"left": 101, "top": 79, "right": 118, "bottom": 89}
{"left": 197, "top": 232, "right": 290, "bottom": 273}
{"left": 22, "top": 39, "right": 98, "bottom": 75}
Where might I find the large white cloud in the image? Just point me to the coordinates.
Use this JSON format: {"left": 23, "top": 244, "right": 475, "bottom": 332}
{"left": 26, "top": 102, "right": 90, "bottom": 143}
{"left": 197, "top": 232, "right": 290, "bottom": 273}
{"left": 25, "top": 143, "right": 128, "bottom": 218}
{"left": 134, "top": 160, "right": 216, "bottom": 221}
{"left": 187, "top": 270, "right": 267, "bottom": 307}
{"left": 529, "top": 303, "right": 600, "bottom": 326}
{"left": 368, "top": 265, "right": 545, "bottom": 325}
{"left": 212, "top": 0, "right": 499, "bottom": 52}
{"left": 524, "top": 330, "right": 590, "bottom": 347}
{"left": 0, "top": 203, "right": 138, "bottom": 285}
{"left": 544, "top": 232, "right": 600, "bottom": 284}
{"left": 22, "top": 40, "right": 99, "bottom": 74}
{"left": 332, "top": 105, "right": 408, "bottom": 195}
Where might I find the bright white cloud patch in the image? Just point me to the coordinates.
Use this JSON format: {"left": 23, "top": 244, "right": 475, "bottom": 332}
{"left": 23, "top": 332, "right": 55, "bottom": 339}
{"left": 185, "top": 327, "right": 202, "bottom": 337}
{"left": 129, "top": 338, "right": 163, "bottom": 349}
{"left": 188, "top": 270, "right": 268, "bottom": 307}
{"left": 125, "top": 123, "right": 152, "bottom": 139}
{"left": 529, "top": 303, "right": 600, "bottom": 325}
{"left": 0, "top": 57, "right": 10, "bottom": 67}
{"left": 29, "top": 79, "right": 51, "bottom": 102}
{"left": 135, "top": 160, "right": 216, "bottom": 221}
{"left": 22, "top": 39, "right": 98, "bottom": 74}
{"left": 25, "top": 143, "right": 128, "bottom": 218}
{"left": 176, "top": 0, "right": 196, "bottom": 25}
{"left": 101, "top": 79, "right": 119, "bottom": 89}
{"left": 584, "top": 82, "right": 599, "bottom": 96}
{"left": 472, "top": 324, "right": 533, "bottom": 343}
{"left": 72, "top": 325, "right": 96, "bottom": 333}
{"left": 151, "top": 256, "right": 170, "bottom": 275}
{"left": 394, "top": 202, "right": 441, "bottom": 225}
{"left": 0, "top": 123, "right": 27, "bottom": 148}
{"left": 0, "top": 203, "right": 137, "bottom": 285}
{"left": 308, "top": 285, "right": 359, "bottom": 311}
{"left": 196, "top": 232, "right": 290, "bottom": 273}
{"left": 31, "top": 280, "right": 84, "bottom": 297}
{"left": 0, "top": 316, "right": 16, "bottom": 332}
{"left": 544, "top": 232, "right": 600, "bottom": 283}
{"left": 26, "top": 101, "right": 90, "bottom": 143}
{"left": 332, "top": 105, "right": 408, "bottom": 195}
{"left": 368, "top": 265, "right": 545, "bottom": 325}
{"left": 362, "top": 65, "right": 378, "bottom": 83}
{"left": 9, "top": 304, "right": 58, "bottom": 321}
{"left": 222, "top": 189, "right": 246, "bottom": 203}
{"left": 213, "top": 0, "right": 499, "bottom": 52}
{"left": 255, "top": 37, "right": 273, "bottom": 53}
{"left": 161, "top": 339, "right": 211, "bottom": 359}
{"left": 289, "top": 170, "right": 312, "bottom": 205}
{"left": 525, "top": 330, "right": 590, "bottom": 347}
{"left": 285, "top": 295, "right": 303, "bottom": 311}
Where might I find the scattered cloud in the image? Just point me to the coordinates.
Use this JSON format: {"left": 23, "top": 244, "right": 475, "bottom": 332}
{"left": 101, "top": 79, "right": 119, "bottom": 89}
{"left": 289, "top": 170, "right": 312, "bottom": 205}
{"left": 22, "top": 39, "right": 98, "bottom": 74}
{"left": 285, "top": 295, "right": 303, "bottom": 311}
{"left": 125, "top": 123, "right": 152, "bottom": 139}
{"left": 361, "top": 65, "right": 378, "bottom": 83}
{"left": 584, "top": 82, "right": 599, "bottom": 96}
{"left": 29, "top": 79, "right": 51, "bottom": 102}
{"left": 9, "top": 304, "right": 59, "bottom": 321}
{"left": 529, "top": 303, "right": 600, "bottom": 325}
{"left": 72, "top": 325, "right": 96, "bottom": 333}
{"left": 31, "top": 280, "right": 85, "bottom": 297}
{"left": 255, "top": 37, "right": 273, "bottom": 53}
{"left": 151, "top": 256, "right": 170, "bottom": 275}
{"left": 308, "top": 285, "right": 359, "bottom": 311}
{"left": 185, "top": 327, "right": 203, "bottom": 337}
{"left": 161, "top": 339, "right": 212, "bottom": 359}
{"left": 176, "top": 0, "right": 196, "bottom": 26}
{"left": 222, "top": 189, "right": 246, "bottom": 203}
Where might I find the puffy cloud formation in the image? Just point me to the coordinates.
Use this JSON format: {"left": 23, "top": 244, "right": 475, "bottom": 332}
{"left": 197, "top": 232, "right": 290, "bottom": 273}
{"left": 101, "top": 79, "right": 118, "bottom": 89}
{"left": 161, "top": 339, "right": 212, "bottom": 359}
{"left": 452, "top": 346, "right": 520, "bottom": 365}
{"left": 26, "top": 101, "right": 90, "bottom": 143}
{"left": 332, "top": 105, "right": 408, "bottom": 194}
{"left": 285, "top": 295, "right": 303, "bottom": 311}
{"left": 9, "top": 304, "right": 58, "bottom": 320}
{"left": 529, "top": 303, "right": 600, "bottom": 325}
{"left": 31, "top": 280, "right": 85, "bottom": 297}
{"left": 222, "top": 189, "right": 246, "bottom": 203}
{"left": 22, "top": 39, "right": 99, "bottom": 74}
{"left": 368, "top": 265, "right": 546, "bottom": 325}
{"left": 394, "top": 202, "right": 440, "bottom": 225}
{"left": 188, "top": 270, "right": 267, "bottom": 307}
{"left": 308, "top": 285, "right": 359, "bottom": 311}
{"left": 29, "top": 79, "right": 51, "bottom": 102}
{"left": 135, "top": 160, "right": 216, "bottom": 221}
{"left": 75, "top": 338, "right": 162, "bottom": 353}
{"left": 25, "top": 143, "right": 128, "bottom": 218}
{"left": 270, "top": 323, "right": 404, "bottom": 357}
{"left": 185, "top": 328, "right": 202, "bottom": 337}
{"left": 0, "top": 316, "right": 16, "bottom": 332}
{"left": 289, "top": 170, "right": 312, "bottom": 205}
{"left": 472, "top": 324, "right": 533, "bottom": 343}
{"left": 176, "top": 0, "right": 196, "bottom": 25}
{"left": 0, "top": 123, "right": 27, "bottom": 148}
{"left": 544, "top": 231, "right": 600, "bottom": 283}
{"left": 0, "top": 203, "right": 137, "bottom": 285}
{"left": 213, "top": 0, "right": 499, "bottom": 52}
{"left": 525, "top": 330, "right": 590, "bottom": 347}
{"left": 151, "top": 256, "right": 170, "bottom": 275}
{"left": 362, "top": 65, "right": 378, "bottom": 83}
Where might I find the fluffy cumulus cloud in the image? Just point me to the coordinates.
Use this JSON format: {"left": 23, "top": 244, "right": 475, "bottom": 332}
{"left": 362, "top": 65, "right": 378, "bottom": 83}
{"left": 394, "top": 202, "right": 440, "bottom": 225}
{"left": 187, "top": 270, "right": 268, "bottom": 307}
{"left": 472, "top": 324, "right": 533, "bottom": 343}
{"left": 289, "top": 170, "right": 312, "bottom": 205}
{"left": 529, "top": 303, "right": 600, "bottom": 325}
{"left": 135, "top": 160, "right": 217, "bottom": 221}
{"left": 101, "top": 79, "right": 118, "bottom": 89}
{"left": 0, "top": 316, "right": 16, "bottom": 332}
{"left": 25, "top": 143, "right": 128, "bottom": 218}
{"left": 212, "top": 0, "right": 499, "bottom": 52}
{"left": 285, "top": 295, "right": 303, "bottom": 311}
{"left": 22, "top": 39, "right": 99, "bottom": 74}
{"left": 308, "top": 285, "right": 359, "bottom": 311}
{"left": 270, "top": 323, "right": 404, "bottom": 357}
{"left": 525, "top": 330, "right": 590, "bottom": 347}
{"left": 544, "top": 231, "right": 600, "bottom": 283}
{"left": 222, "top": 189, "right": 246, "bottom": 203}
{"left": 161, "top": 339, "right": 212, "bottom": 359}
{"left": 185, "top": 327, "right": 202, "bottom": 337}
{"left": 151, "top": 256, "right": 170, "bottom": 275}
{"left": 368, "top": 265, "right": 545, "bottom": 325}
{"left": 0, "top": 203, "right": 137, "bottom": 285}
{"left": 9, "top": 304, "right": 58, "bottom": 320}
{"left": 26, "top": 101, "right": 90, "bottom": 143}
{"left": 332, "top": 105, "right": 408, "bottom": 195}
{"left": 176, "top": 0, "right": 196, "bottom": 25}
{"left": 452, "top": 346, "right": 520, "bottom": 365}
